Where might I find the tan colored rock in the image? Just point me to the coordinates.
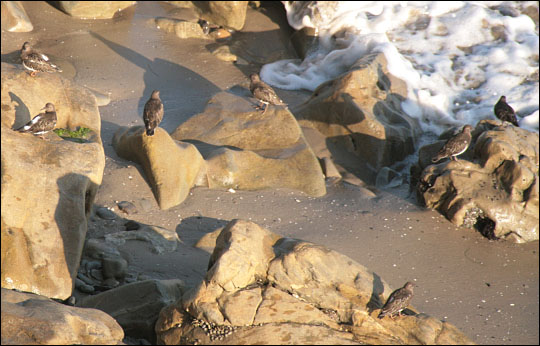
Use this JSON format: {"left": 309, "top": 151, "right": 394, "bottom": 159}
{"left": 296, "top": 52, "right": 420, "bottom": 180}
{"left": 1, "top": 67, "right": 104, "bottom": 300}
{"left": 171, "top": 91, "right": 326, "bottom": 197}
{"left": 1, "top": 289, "right": 124, "bottom": 345}
{"left": 113, "top": 126, "right": 206, "bottom": 210}
{"left": 105, "top": 224, "right": 181, "bottom": 254}
{"left": 169, "top": 1, "right": 248, "bottom": 30}
{"left": 417, "top": 120, "right": 539, "bottom": 242}
{"left": 157, "top": 219, "right": 473, "bottom": 345}
{"left": 78, "top": 279, "right": 187, "bottom": 342}
{"left": 153, "top": 17, "right": 210, "bottom": 39}
{"left": 1, "top": 1, "right": 33, "bottom": 32}
{"left": 53, "top": 1, "right": 136, "bottom": 19}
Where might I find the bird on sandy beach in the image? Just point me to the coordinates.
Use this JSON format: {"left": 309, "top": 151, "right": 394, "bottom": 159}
{"left": 249, "top": 73, "right": 287, "bottom": 114}
{"left": 431, "top": 125, "right": 473, "bottom": 163}
{"left": 143, "top": 90, "right": 164, "bottom": 136}
{"left": 494, "top": 96, "right": 519, "bottom": 127}
{"left": 378, "top": 281, "right": 415, "bottom": 319}
{"left": 20, "top": 42, "right": 62, "bottom": 77}
{"left": 17, "top": 103, "right": 57, "bottom": 138}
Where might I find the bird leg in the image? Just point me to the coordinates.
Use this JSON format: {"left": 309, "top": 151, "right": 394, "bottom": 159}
{"left": 261, "top": 103, "right": 268, "bottom": 115}
{"left": 30, "top": 71, "right": 38, "bottom": 77}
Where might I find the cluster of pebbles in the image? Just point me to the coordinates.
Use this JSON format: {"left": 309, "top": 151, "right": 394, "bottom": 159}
{"left": 191, "top": 318, "right": 238, "bottom": 342}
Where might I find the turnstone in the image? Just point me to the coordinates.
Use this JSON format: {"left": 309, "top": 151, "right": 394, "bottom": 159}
{"left": 494, "top": 96, "right": 519, "bottom": 127}
{"left": 143, "top": 90, "right": 164, "bottom": 136}
{"left": 432, "top": 125, "right": 473, "bottom": 163}
{"left": 249, "top": 73, "right": 287, "bottom": 114}
{"left": 17, "top": 103, "right": 57, "bottom": 138}
{"left": 20, "top": 42, "right": 62, "bottom": 77}
{"left": 198, "top": 19, "right": 211, "bottom": 35}
{"left": 378, "top": 281, "right": 415, "bottom": 319}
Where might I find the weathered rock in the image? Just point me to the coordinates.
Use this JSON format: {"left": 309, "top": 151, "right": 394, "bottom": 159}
{"left": 169, "top": 1, "right": 248, "bottom": 30}
{"left": 171, "top": 91, "right": 326, "bottom": 197}
{"left": 78, "top": 279, "right": 186, "bottom": 342}
{"left": 211, "top": 45, "right": 237, "bottom": 62}
{"left": 296, "top": 52, "right": 420, "bottom": 182}
{"left": 1, "top": 288, "right": 124, "bottom": 345}
{"left": 1, "top": 66, "right": 105, "bottom": 300}
{"left": 96, "top": 206, "right": 117, "bottom": 220}
{"left": 52, "top": 1, "right": 136, "bottom": 19}
{"left": 1, "top": 1, "right": 33, "bottom": 32}
{"left": 112, "top": 126, "right": 206, "bottom": 210}
{"left": 153, "top": 17, "right": 210, "bottom": 40}
{"left": 105, "top": 225, "right": 181, "bottom": 254}
{"left": 156, "top": 219, "right": 473, "bottom": 345}
{"left": 117, "top": 200, "right": 137, "bottom": 215}
{"left": 417, "top": 120, "right": 539, "bottom": 242}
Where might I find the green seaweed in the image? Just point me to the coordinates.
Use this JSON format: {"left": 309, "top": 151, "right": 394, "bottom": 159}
{"left": 53, "top": 127, "right": 91, "bottom": 143}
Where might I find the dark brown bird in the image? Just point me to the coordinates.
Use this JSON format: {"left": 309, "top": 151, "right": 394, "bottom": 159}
{"left": 20, "top": 42, "right": 62, "bottom": 77}
{"left": 494, "top": 96, "right": 518, "bottom": 127}
{"left": 378, "top": 281, "right": 415, "bottom": 319}
{"left": 17, "top": 103, "right": 57, "bottom": 138}
{"left": 143, "top": 90, "right": 164, "bottom": 136}
{"left": 249, "top": 73, "right": 287, "bottom": 114}
{"left": 432, "top": 125, "right": 473, "bottom": 163}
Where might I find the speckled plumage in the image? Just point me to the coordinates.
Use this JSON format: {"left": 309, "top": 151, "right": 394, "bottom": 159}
{"left": 20, "top": 42, "right": 62, "bottom": 77}
{"left": 18, "top": 103, "right": 57, "bottom": 136}
{"left": 494, "top": 96, "right": 519, "bottom": 127}
{"left": 249, "top": 73, "right": 286, "bottom": 114}
{"left": 378, "top": 282, "right": 415, "bottom": 319}
{"left": 432, "top": 125, "right": 473, "bottom": 163}
{"left": 143, "top": 90, "right": 164, "bottom": 136}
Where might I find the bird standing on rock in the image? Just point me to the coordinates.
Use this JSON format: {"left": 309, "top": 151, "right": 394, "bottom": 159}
{"left": 432, "top": 125, "right": 473, "bottom": 163}
{"left": 494, "top": 96, "right": 519, "bottom": 127}
{"left": 249, "top": 73, "right": 287, "bottom": 114}
{"left": 378, "top": 281, "right": 415, "bottom": 319}
{"left": 143, "top": 90, "right": 164, "bottom": 136}
{"left": 17, "top": 103, "right": 57, "bottom": 138}
{"left": 20, "top": 42, "right": 62, "bottom": 77}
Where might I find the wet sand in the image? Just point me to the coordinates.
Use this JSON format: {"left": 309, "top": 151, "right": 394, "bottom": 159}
{"left": 1, "top": 2, "right": 538, "bottom": 345}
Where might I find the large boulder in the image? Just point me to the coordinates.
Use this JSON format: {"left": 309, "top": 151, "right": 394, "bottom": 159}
{"left": 1, "top": 65, "right": 105, "bottom": 299}
{"left": 52, "top": 1, "right": 136, "bottom": 19}
{"left": 169, "top": 1, "right": 248, "bottom": 30}
{"left": 296, "top": 52, "right": 420, "bottom": 182}
{"left": 1, "top": 1, "right": 33, "bottom": 32}
{"left": 156, "top": 219, "right": 474, "bottom": 345}
{"left": 171, "top": 91, "right": 326, "bottom": 197}
{"left": 112, "top": 126, "right": 206, "bottom": 210}
{"left": 416, "top": 120, "right": 539, "bottom": 242}
{"left": 1, "top": 289, "right": 123, "bottom": 345}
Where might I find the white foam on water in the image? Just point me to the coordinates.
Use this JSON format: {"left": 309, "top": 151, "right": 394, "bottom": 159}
{"left": 261, "top": 1, "right": 539, "bottom": 134}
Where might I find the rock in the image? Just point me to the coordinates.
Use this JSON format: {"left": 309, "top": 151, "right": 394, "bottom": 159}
{"left": 117, "top": 201, "right": 137, "bottom": 215}
{"left": 169, "top": 1, "right": 248, "bottom": 30}
{"left": 321, "top": 156, "right": 342, "bottom": 180}
{"left": 101, "top": 256, "right": 128, "bottom": 281}
{"left": 78, "top": 279, "right": 186, "bottom": 342}
{"left": 139, "top": 198, "right": 153, "bottom": 212}
{"left": 416, "top": 120, "right": 539, "bottom": 242}
{"left": 171, "top": 91, "right": 326, "bottom": 197}
{"left": 296, "top": 52, "right": 420, "bottom": 182}
{"left": 124, "top": 220, "right": 141, "bottom": 231}
{"left": 112, "top": 126, "right": 206, "bottom": 210}
{"left": 105, "top": 225, "right": 181, "bottom": 254}
{"left": 1, "top": 288, "right": 124, "bottom": 345}
{"left": 156, "top": 219, "right": 473, "bottom": 345}
{"left": 153, "top": 17, "right": 210, "bottom": 40}
{"left": 52, "top": 1, "right": 136, "bottom": 19}
{"left": 1, "top": 66, "right": 105, "bottom": 300}
{"left": 211, "top": 45, "right": 237, "bottom": 62}
{"left": 1, "top": 1, "right": 33, "bottom": 32}
{"left": 96, "top": 207, "right": 117, "bottom": 220}
{"left": 290, "top": 27, "right": 320, "bottom": 60}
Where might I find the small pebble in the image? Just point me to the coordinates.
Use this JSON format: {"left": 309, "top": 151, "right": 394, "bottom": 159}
{"left": 117, "top": 201, "right": 137, "bottom": 215}
{"left": 96, "top": 207, "right": 116, "bottom": 220}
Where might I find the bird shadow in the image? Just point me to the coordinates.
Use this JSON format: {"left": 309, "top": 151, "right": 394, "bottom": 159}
{"left": 8, "top": 91, "right": 31, "bottom": 130}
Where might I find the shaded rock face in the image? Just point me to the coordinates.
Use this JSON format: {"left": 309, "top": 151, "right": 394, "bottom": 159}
{"left": 52, "top": 1, "right": 136, "bottom": 19}
{"left": 171, "top": 91, "right": 326, "bottom": 197}
{"left": 416, "top": 120, "right": 539, "bottom": 243}
{"left": 153, "top": 17, "right": 210, "bottom": 40}
{"left": 1, "top": 1, "right": 33, "bottom": 32}
{"left": 113, "top": 126, "right": 206, "bottom": 210}
{"left": 156, "top": 219, "right": 474, "bottom": 345}
{"left": 1, "top": 289, "right": 124, "bottom": 345}
{"left": 1, "top": 67, "right": 105, "bottom": 299}
{"left": 169, "top": 1, "right": 248, "bottom": 30}
{"left": 296, "top": 52, "right": 420, "bottom": 182}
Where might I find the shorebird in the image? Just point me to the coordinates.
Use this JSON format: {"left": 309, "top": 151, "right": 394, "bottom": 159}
{"left": 378, "top": 281, "right": 415, "bottom": 319}
{"left": 20, "top": 42, "right": 62, "bottom": 77}
{"left": 432, "top": 125, "right": 473, "bottom": 163}
{"left": 249, "top": 73, "right": 287, "bottom": 114}
{"left": 494, "top": 96, "right": 519, "bottom": 127}
{"left": 17, "top": 103, "right": 57, "bottom": 139}
{"left": 143, "top": 90, "right": 164, "bottom": 136}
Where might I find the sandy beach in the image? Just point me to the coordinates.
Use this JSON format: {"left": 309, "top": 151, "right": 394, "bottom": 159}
{"left": 1, "top": 2, "right": 538, "bottom": 345}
